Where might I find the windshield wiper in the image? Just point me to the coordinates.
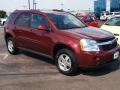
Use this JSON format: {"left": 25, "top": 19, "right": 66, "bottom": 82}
{"left": 81, "top": 26, "right": 87, "bottom": 28}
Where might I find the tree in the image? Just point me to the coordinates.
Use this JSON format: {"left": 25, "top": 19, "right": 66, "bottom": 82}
{"left": 0, "top": 10, "right": 7, "bottom": 18}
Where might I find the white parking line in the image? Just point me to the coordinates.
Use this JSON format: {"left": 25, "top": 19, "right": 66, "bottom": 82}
{"left": 0, "top": 54, "right": 8, "bottom": 60}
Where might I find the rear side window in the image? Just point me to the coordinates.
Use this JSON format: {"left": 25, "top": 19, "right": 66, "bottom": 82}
{"left": 6, "top": 13, "right": 17, "bottom": 24}
{"left": 15, "top": 13, "right": 31, "bottom": 27}
{"left": 85, "top": 16, "right": 95, "bottom": 22}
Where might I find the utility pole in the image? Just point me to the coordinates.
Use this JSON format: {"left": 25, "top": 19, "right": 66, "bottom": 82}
{"left": 33, "top": 0, "right": 35, "bottom": 9}
{"left": 89, "top": 8, "right": 90, "bottom": 13}
{"left": 34, "top": 2, "right": 37, "bottom": 9}
{"left": 33, "top": 0, "right": 37, "bottom": 9}
{"left": 23, "top": 5, "right": 27, "bottom": 9}
{"left": 61, "top": 3, "right": 64, "bottom": 10}
{"left": 28, "top": 0, "right": 30, "bottom": 9}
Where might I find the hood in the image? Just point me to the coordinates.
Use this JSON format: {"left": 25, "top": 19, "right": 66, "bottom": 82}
{"left": 61, "top": 26, "right": 114, "bottom": 41}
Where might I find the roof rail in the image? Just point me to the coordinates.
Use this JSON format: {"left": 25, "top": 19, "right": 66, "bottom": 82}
{"left": 52, "top": 9, "right": 64, "bottom": 12}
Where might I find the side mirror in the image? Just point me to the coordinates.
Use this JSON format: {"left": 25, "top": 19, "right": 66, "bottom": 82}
{"left": 37, "top": 24, "right": 48, "bottom": 31}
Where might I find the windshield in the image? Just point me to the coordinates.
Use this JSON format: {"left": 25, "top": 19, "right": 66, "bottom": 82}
{"left": 47, "top": 13, "right": 86, "bottom": 30}
{"left": 105, "top": 17, "right": 120, "bottom": 26}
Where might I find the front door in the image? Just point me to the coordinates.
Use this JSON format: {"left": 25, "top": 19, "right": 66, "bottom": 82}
{"left": 30, "top": 13, "right": 53, "bottom": 55}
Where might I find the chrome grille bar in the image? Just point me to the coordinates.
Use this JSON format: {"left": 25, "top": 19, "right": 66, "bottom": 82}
{"left": 97, "top": 38, "right": 117, "bottom": 46}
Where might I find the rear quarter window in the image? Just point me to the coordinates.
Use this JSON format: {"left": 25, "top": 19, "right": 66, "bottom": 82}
{"left": 15, "top": 13, "right": 31, "bottom": 27}
{"left": 6, "top": 13, "right": 17, "bottom": 24}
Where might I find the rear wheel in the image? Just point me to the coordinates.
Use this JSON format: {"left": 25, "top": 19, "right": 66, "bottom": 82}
{"left": 55, "top": 49, "right": 78, "bottom": 75}
{"left": 3, "top": 21, "right": 5, "bottom": 25}
{"left": 7, "top": 37, "right": 19, "bottom": 55}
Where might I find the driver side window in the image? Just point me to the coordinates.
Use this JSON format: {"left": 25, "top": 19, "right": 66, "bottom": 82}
{"left": 31, "top": 14, "right": 50, "bottom": 28}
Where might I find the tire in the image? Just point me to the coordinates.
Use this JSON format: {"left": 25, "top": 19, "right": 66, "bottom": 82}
{"left": 55, "top": 49, "right": 78, "bottom": 75}
{"left": 3, "top": 21, "right": 5, "bottom": 25}
{"left": 6, "top": 37, "right": 19, "bottom": 55}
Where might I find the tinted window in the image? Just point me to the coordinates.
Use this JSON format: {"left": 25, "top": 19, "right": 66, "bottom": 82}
{"left": 106, "top": 13, "right": 109, "bottom": 15}
{"left": 7, "top": 13, "right": 17, "bottom": 24}
{"left": 110, "top": 13, "right": 113, "bottom": 15}
{"left": 105, "top": 17, "right": 120, "bottom": 26}
{"left": 31, "top": 14, "right": 49, "bottom": 28}
{"left": 15, "top": 13, "right": 31, "bottom": 27}
{"left": 48, "top": 13, "right": 86, "bottom": 30}
{"left": 115, "top": 13, "right": 120, "bottom": 15}
{"left": 85, "top": 16, "right": 95, "bottom": 22}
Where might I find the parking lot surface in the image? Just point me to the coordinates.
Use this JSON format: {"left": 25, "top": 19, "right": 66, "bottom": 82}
{"left": 0, "top": 27, "right": 120, "bottom": 90}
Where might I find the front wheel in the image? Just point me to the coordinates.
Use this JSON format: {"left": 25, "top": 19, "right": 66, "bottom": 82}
{"left": 7, "top": 37, "right": 19, "bottom": 55}
{"left": 55, "top": 49, "right": 78, "bottom": 75}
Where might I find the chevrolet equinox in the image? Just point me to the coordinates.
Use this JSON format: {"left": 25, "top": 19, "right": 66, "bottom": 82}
{"left": 4, "top": 10, "right": 120, "bottom": 75}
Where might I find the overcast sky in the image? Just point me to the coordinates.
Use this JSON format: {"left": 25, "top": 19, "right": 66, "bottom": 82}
{"left": 0, "top": 0, "right": 94, "bottom": 12}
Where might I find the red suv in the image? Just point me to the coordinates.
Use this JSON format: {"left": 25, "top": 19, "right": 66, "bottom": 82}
{"left": 4, "top": 10, "right": 120, "bottom": 75}
{"left": 76, "top": 14, "right": 99, "bottom": 28}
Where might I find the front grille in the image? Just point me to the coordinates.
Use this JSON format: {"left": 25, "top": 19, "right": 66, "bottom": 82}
{"left": 100, "top": 41, "right": 117, "bottom": 51}
{"left": 98, "top": 38, "right": 117, "bottom": 51}
{"left": 97, "top": 37, "right": 115, "bottom": 43}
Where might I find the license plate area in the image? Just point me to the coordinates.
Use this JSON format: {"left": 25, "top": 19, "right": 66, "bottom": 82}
{"left": 114, "top": 51, "right": 119, "bottom": 59}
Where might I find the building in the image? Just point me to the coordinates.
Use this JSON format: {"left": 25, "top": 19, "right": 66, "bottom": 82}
{"left": 110, "top": 0, "right": 120, "bottom": 12}
{"left": 94, "top": 0, "right": 120, "bottom": 13}
{"left": 94, "top": 0, "right": 106, "bottom": 13}
{"left": 94, "top": 0, "right": 100, "bottom": 13}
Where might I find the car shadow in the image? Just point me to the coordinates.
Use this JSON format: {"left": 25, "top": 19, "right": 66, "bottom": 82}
{"left": 20, "top": 50, "right": 120, "bottom": 76}
{"left": 20, "top": 50, "right": 56, "bottom": 65}
{"left": 77, "top": 60, "right": 120, "bottom": 76}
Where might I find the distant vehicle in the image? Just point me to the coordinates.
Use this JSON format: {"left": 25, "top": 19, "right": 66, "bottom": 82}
{"left": 95, "top": 12, "right": 100, "bottom": 20}
{"left": 0, "top": 18, "right": 7, "bottom": 25}
{"left": 101, "top": 16, "right": 120, "bottom": 44}
{"left": 107, "top": 12, "right": 120, "bottom": 19}
{"left": 100, "top": 12, "right": 110, "bottom": 21}
{"left": 4, "top": 10, "right": 120, "bottom": 75}
{"left": 76, "top": 14, "right": 99, "bottom": 28}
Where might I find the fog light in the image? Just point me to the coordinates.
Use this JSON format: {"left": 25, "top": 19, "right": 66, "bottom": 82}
{"left": 95, "top": 57, "right": 100, "bottom": 61}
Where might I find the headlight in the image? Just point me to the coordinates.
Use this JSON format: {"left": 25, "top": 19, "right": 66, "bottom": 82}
{"left": 80, "top": 39, "right": 100, "bottom": 52}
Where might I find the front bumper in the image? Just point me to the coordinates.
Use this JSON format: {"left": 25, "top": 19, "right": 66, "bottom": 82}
{"left": 77, "top": 45, "right": 120, "bottom": 67}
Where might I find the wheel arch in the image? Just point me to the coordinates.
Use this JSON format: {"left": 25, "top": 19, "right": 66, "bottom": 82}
{"left": 5, "top": 33, "right": 13, "bottom": 42}
{"left": 53, "top": 44, "right": 76, "bottom": 58}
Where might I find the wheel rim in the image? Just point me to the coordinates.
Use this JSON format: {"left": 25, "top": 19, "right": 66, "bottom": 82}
{"left": 8, "top": 40, "right": 14, "bottom": 52}
{"left": 58, "top": 54, "right": 72, "bottom": 72}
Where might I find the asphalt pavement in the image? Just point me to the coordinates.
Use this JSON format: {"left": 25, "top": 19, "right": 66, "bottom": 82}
{"left": 0, "top": 27, "right": 120, "bottom": 90}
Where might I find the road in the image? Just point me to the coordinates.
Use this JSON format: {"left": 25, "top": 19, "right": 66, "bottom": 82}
{"left": 0, "top": 27, "right": 120, "bottom": 90}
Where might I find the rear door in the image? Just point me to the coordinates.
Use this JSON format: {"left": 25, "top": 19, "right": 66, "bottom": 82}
{"left": 14, "top": 12, "right": 33, "bottom": 49}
